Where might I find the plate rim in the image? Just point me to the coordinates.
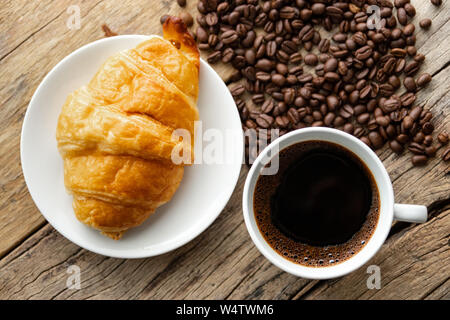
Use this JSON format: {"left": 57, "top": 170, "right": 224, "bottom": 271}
{"left": 20, "top": 34, "right": 243, "bottom": 258}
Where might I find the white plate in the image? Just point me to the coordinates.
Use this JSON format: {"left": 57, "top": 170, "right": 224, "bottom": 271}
{"left": 21, "top": 35, "right": 243, "bottom": 258}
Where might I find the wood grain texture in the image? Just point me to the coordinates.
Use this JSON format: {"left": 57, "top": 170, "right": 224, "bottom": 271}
{"left": 302, "top": 206, "right": 450, "bottom": 300}
{"left": 0, "top": 0, "right": 449, "bottom": 299}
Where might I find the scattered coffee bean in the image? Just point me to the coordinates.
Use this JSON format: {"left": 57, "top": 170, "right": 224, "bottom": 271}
{"left": 416, "top": 73, "right": 432, "bottom": 87}
{"left": 419, "top": 19, "right": 432, "bottom": 29}
{"left": 390, "top": 140, "right": 404, "bottom": 154}
{"left": 179, "top": 12, "right": 193, "bottom": 27}
{"left": 425, "top": 146, "right": 437, "bottom": 157}
{"left": 438, "top": 131, "right": 449, "bottom": 145}
{"left": 408, "top": 142, "right": 425, "bottom": 155}
{"left": 412, "top": 155, "right": 428, "bottom": 166}
{"left": 207, "top": 51, "right": 221, "bottom": 64}
{"left": 431, "top": 0, "right": 442, "bottom": 6}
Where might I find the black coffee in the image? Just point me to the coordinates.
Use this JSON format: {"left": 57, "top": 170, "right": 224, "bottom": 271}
{"left": 254, "top": 141, "right": 380, "bottom": 267}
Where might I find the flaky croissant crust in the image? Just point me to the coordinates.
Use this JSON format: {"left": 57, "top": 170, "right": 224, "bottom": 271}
{"left": 56, "top": 17, "right": 199, "bottom": 239}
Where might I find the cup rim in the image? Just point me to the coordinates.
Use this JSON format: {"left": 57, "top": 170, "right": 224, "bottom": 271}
{"left": 242, "top": 127, "right": 394, "bottom": 279}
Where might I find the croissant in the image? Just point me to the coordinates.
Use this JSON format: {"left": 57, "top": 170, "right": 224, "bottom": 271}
{"left": 56, "top": 17, "right": 199, "bottom": 239}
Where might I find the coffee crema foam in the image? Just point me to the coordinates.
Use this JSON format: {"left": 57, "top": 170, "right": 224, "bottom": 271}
{"left": 254, "top": 141, "right": 380, "bottom": 267}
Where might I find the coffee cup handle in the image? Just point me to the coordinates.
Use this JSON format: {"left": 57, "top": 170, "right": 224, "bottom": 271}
{"left": 393, "top": 203, "right": 427, "bottom": 223}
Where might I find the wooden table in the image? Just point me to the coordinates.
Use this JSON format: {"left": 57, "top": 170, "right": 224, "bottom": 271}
{"left": 0, "top": 0, "right": 449, "bottom": 300}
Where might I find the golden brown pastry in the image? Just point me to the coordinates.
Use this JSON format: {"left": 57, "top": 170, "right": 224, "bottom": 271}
{"left": 56, "top": 17, "right": 199, "bottom": 239}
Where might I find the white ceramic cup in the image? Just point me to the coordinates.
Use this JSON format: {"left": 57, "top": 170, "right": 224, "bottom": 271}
{"left": 242, "top": 127, "right": 427, "bottom": 279}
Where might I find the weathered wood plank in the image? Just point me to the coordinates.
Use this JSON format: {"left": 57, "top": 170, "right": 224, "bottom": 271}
{"left": 424, "top": 279, "right": 450, "bottom": 300}
{"left": 0, "top": 169, "right": 308, "bottom": 300}
{"left": 0, "top": 1, "right": 71, "bottom": 60}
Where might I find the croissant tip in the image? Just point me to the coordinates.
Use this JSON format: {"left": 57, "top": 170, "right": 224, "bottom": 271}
{"left": 163, "top": 16, "right": 188, "bottom": 34}
{"left": 162, "top": 16, "right": 198, "bottom": 62}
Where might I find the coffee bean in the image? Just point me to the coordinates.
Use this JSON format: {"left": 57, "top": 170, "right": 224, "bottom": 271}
{"left": 207, "top": 51, "right": 221, "bottom": 64}
{"left": 349, "top": 90, "right": 360, "bottom": 105}
{"left": 382, "top": 97, "right": 401, "bottom": 113}
{"left": 261, "top": 99, "right": 274, "bottom": 114}
{"left": 324, "top": 72, "right": 340, "bottom": 82}
{"left": 403, "top": 115, "right": 414, "bottom": 130}
{"left": 360, "top": 136, "right": 371, "bottom": 147}
{"left": 323, "top": 113, "right": 336, "bottom": 127}
{"left": 325, "top": 95, "right": 339, "bottom": 110}
{"left": 412, "top": 155, "right": 428, "bottom": 166}
{"left": 290, "top": 52, "right": 302, "bottom": 64}
{"left": 299, "top": 87, "right": 312, "bottom": 100}
{"left": 230, "top": 84, "right": 245, "bottom": 97}
{"left": 255, "top": 59, "right": 274, "bottom": 72}
{"left": 420, "top": 19, "right": 432, "bottom": 29}
{"left": 390, "top": 140, "right": 404, "bottom": 154}
{"left": 311, "top": 3, "right": 326, "bottom": 15}
{"left": 342, "top": 122, "right": 353, "bottom": 134}
{"left": 287, "top": 108, "right": 300, "bottom": 124}
{"left": 420, "top": 111, "right": 433, "bottom": 126}
{"left": 355, "top": 45, "right": 372, "bottom": 60}
{"left": 422, "top": 122, "right": 434, "bottom": 135}
{"left": 272, "top": 73, "right": 286, "bottom": 86}
{"left": 414, "top": 53, "right": 426, "bottom": 63}
{"left": 403, "top": 77, "right": 417, "bottom": 92}
{"left": 357, "top": 113, "right": 370, "bottom": 124}
{"left": 388, "top": 75, "right": 401, "bottom": 89}
{"left": 369, "top": 131, "right": 384, "bottom": 149}
{"left": 431, "top": 0, "right": 442, "bottom": 6}
{"left": 205, "top": 12, "right": 218, "bottom": 26}
{"left": 304, "top": 53, "right": 318, "bottom": 66}
{"left": 391, "top": 48, "right": 407, "bottom": 58}
{"left": 221, "top": 30, "right": 238, "bottom": 45}
{"left": 409, "top": 106, "right": 423, "bottom": 121}
{"left": 276, "top": 115, "right": 290, "bottom": 128}
{"left": 425, "top": 146, "right": 437, "bottom": 157}
{"left": 424, "top": 135, "right": 433, "bottom": 146}
{"left": 256, "top": 114, "right": 274, "bottom": 128}
{"left": 416, "top": 73, "right": 432, "bottom": 87}
{"left": 284, "top": 88, "right": 295, "bottom": 104}
{"left": 318, "top": 39, "right": 330, "bottom": 53}
{"left": 406, "top": 46, "right": 417, "bottom": 57}
{"left": 397, "top": 134, "right": 410, "bottom": 144}
{"left": 404, "top": 3, "right": 416, "bottom": 17}
{"left": 176, "top": 0, "right": 186, "bottom": 7}
{"left": 414, "top": 132, "right": 425, "bottom": 144}
{"left": 196, "top": 27, "right": 208, "bottom": 43}
{"left": 332, "top": 33, "right": 347, "bottom": 43}
{"left": 249, "top": 93, "right": 263, "bottom": 105}
{"left": 397, "top": 8, "right": 408, "bottom": 26}
{"left": 403, "top": 24, "right": 415, "bottom": 36}
{"left": 408, "top": 142, "right": 425, "bottom": 155}
{"left": 404, "top": 61, "right": 420, "bottom": 76}
{"left": 255, "top": 71, "right": 272, "bottom": 82}
{"left": 323, "top": 58, "right": 337, "bottom": 73}
{"left": 438, "top": 131, "right": 449, "bottom": 145}
{"left": 375, "top": 116, "right": 389, "bottom": 127}
{"left": 179, "top": 12, "right": 193, "bottom": 27}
